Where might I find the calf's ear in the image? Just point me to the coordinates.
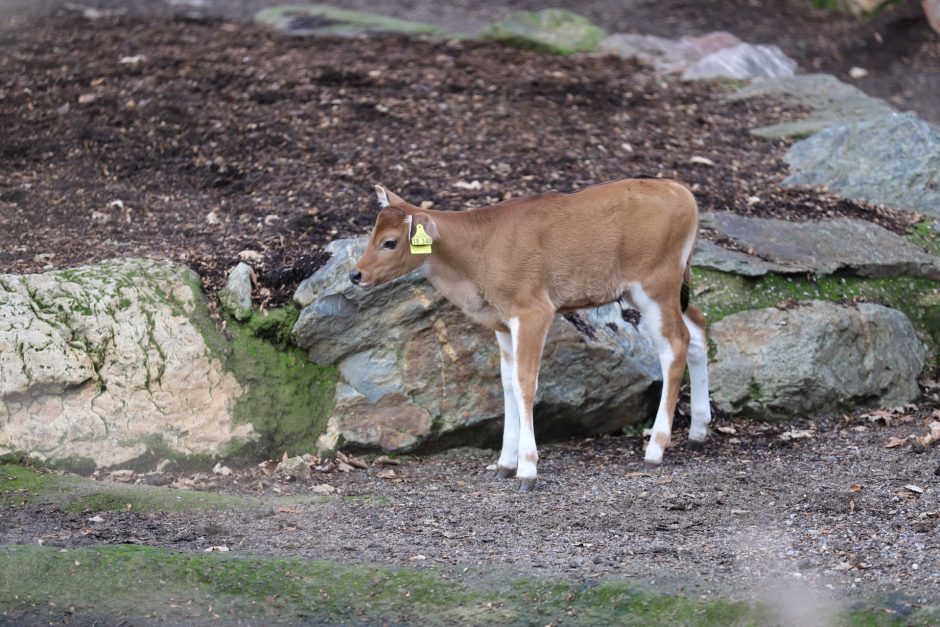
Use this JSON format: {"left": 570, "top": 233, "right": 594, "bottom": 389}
{"left": 374, "top": 184, "right": 406, "bottom": 208}
{"left": 414, "top": 212, "right": 439, "bottom": 239}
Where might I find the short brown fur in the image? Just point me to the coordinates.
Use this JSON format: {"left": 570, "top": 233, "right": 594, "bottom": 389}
{"left": 355, "top": 179, "right": 707, "bottom": 487}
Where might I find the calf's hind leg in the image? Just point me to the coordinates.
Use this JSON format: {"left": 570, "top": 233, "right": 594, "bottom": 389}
{"left": 683, "top": 305, "right": 712, "bottom": 445}
{"left": 628, "top": 284, "right": 690, "bottom": 465}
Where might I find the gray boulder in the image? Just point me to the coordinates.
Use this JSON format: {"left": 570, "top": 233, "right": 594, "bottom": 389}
{"left": 255, "top": 4, "right": 444, "bottom": 37}
{"left": 292, "top": 239, "right": 660, "bottom": 453}
{"left": 681, "top": 43, "right": 797, "bottom": 81}
{"left": 730, "top": 74, "right": 895, "bottom": 139}
{"left": 699, "top": 213, "right": 940, "bottom": 280}
{"left": 0, "top": 260, "right": 253, "bottom": 470}
{"left": 597, "top": 31, "right": 741, "bottom": 73}
{"left": 783, "top": 112, "right": 940, "bottom": 218}
{"left": 710, "top": 301, "right": 925, "bottom": 417}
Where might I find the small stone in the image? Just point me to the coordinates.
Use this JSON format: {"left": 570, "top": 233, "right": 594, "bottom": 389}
{"left": 218, "top": 262, "right": 255, "bottom": 321}
{"left": 237, "top": 250, "right": 263, "bottom": 263}
{"left": 109, "top": 469, "right": 135, "bottom": 482}
{"left": 848, "top": 66, "right": 868, "bottom": 79}
{"left": 78, "top": 93, "right": 97, "bottom": 104}
{"left": 276, "top": 456, "right": 311, "bottom": 482}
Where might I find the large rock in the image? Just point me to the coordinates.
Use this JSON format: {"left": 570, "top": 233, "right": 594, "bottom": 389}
{"left": 292, "top": 239, "right": 660, "bottom": 453}
{"left": 783, "top": 113, "right": 940, "bottom": 218}
{"left": 597, "top": 31, "right": 742, "bottom": 73}
{"left": 710, "top": 301, "right": 925, "bottom": 417}
{"left": 255, "top": 4, "right": 444, "bottom": 37}
{"left": 730, "top": 74, "right": 894, "bottom": 139}
{"left": 479, "top": 9, "right": 606, "bottom": 56}
{"left": 699, "top": 213, "right": 940, "bottom": 279}
{"left": 681, "top": 43, "right": 797, "bottom": 81}
{"left": 0, "top": 260, "right": 253, "bottom": 470}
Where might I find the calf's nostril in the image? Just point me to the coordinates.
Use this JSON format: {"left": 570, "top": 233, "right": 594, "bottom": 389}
{"left": 349, "top": 270, "right": 362, "bottom": 285}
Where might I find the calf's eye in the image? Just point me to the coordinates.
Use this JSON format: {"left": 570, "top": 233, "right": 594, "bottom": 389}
{"left": 383, "top": 240, "right": 397, "bottom": 250}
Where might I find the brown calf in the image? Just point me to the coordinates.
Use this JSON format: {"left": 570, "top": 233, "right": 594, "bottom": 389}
{"left": 351, "top": 179, "right": 711, "bottom": 491}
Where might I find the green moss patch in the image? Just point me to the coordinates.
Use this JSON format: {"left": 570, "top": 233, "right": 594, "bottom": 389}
{"left": 0, "top": 544, "right": 930, "bottom": 625}
{"left": 180, "top": 272, "right": 339, "bottom": 459}
{"left": 692, "top": 268, "right": 940, "bottom": 369}
{"left": 226, "top": 307, "right": 339, "bottom": 459}
{"left": 480, "top": 9, "right": 606, "bottom": 56}
{"left": 0, "top": 463, "right": 339, "bottom": 513}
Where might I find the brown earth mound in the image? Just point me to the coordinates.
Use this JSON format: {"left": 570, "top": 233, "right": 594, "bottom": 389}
{"left": 0, "top": 16, "right": 916, "bottom": 307}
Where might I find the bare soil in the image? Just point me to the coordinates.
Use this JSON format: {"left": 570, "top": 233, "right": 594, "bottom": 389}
{"left": 0, "top": 13, "right": 919, "bottom": 306}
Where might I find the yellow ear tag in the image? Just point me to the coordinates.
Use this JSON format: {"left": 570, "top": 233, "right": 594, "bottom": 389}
{"left": 410, "top": 224, "right": 433, "bottom": 255}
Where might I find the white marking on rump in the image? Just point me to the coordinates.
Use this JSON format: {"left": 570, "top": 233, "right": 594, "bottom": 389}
{"left": 683, "top": 313, "right": 712, "bottom": 441}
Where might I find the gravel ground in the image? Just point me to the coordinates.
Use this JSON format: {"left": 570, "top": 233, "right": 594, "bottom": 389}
{"left": 3, "top": 403, "right": 939, "bottom": 615}
{"left": 3, "top": 0, "right": 938, "bottom": 125}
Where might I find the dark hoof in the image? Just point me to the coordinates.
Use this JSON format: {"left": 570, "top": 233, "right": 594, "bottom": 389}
{"left": 687, "top": 439, "right": 705, "bottom": 451}
{"left": 518, "top": 478, "right": 537, "bottom": 492}
{"left": 494, "top": 466, "right": 515, "bottom": 480}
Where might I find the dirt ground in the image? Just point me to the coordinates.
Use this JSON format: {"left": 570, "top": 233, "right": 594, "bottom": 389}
{"left": 2, "top": 405, "right": 939, "bottom": 618}
{"left": 0, "top": 11, "right": 920, "bottom": 306}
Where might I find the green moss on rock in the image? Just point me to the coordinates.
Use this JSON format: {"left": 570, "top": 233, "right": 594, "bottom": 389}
{"left": 181, "top": 282, "right": 338, "bottom": 459}
{"left": 227, "top": 307, "right": 339, "bottom": 459}
{"left": 692, "top": 268, "right": 940, "bottom": 369}
{"left": 480, "top": 9, "right": 606, "bottom": 56}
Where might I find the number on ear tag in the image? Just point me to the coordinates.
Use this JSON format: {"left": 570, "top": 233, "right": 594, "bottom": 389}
{"left": 410, "top": 224, "right": 433, "bottom": 255}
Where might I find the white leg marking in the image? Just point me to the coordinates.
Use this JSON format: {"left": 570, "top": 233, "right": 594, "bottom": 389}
{"left": 628, "top": 284, "right": 673, "bottom": 465}
{"left": 507, "top": 317, "right": 539, "bottom": 480}
{"left": 683, "top": 313, "right": 712, "bottom": 442}
{"left": 495, "top": 330, "right": 520, "bottom": 470}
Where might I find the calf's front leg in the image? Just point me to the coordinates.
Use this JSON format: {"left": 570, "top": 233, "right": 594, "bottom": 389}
{"left": 494, "top": 329, "right": 520, "bottom": 479}
{"left": 506, "top": 309, "right": 553, "bottom": 492}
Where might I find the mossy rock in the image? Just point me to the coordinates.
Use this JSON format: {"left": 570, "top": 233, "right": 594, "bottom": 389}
{"left": 691, "top": 268, "right": 940, "bottom": 371}
{"left": 479, "top": 9, "right": 606, "bottom": 56}
{"left": 255, "top": 4, "right": 445, "bottom": 38}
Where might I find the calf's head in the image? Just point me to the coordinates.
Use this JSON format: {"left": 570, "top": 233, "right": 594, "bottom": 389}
{"left": 349, "top": 185, "right": 438, "bottom": 287}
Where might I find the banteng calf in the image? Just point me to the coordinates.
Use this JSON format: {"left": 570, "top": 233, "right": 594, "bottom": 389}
{"left": 351, "top": 179, "right": 711, "bottom": 491}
